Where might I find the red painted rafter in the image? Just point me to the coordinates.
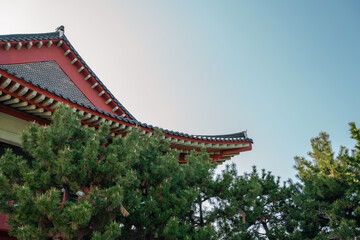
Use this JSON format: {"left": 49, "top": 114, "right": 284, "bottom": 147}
{"left": 0, "top": 69, "right": 132, "bottom": 129}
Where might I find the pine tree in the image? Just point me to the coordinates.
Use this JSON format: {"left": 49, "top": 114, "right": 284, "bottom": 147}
{"left": 0, "top": 105, "right": 218, "bottom": 239}
{"left": 208, "top": 164, "right": 300, "bottom": 240}
{"left": 0, "top": 105, "right": 125, "bottom": 239}
{"left": 9, "top": 103, "right": 360, "bottom": 239}
{"left": 294, "top": 123, "right": 360, "bottom": 239}
{"left": 113, "top": 128, "right": 216, "bottom": 239}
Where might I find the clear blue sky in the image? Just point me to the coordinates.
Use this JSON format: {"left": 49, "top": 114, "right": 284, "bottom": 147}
{"left": 1, "top": 1, "right": 359, "bottom": 180}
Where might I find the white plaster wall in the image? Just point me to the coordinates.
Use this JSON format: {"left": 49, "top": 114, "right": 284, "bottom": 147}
{"left": 0, "top": 112, "right": 31, "bottom": 146}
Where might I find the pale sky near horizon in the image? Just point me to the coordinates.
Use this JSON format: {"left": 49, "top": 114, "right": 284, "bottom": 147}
{"left": 1, "top": 1, "right": 359, "bottom": 180}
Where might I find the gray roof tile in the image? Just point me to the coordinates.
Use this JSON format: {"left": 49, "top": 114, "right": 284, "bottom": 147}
{"left": 0, "top": 61, "right": 94, "bottom": 108}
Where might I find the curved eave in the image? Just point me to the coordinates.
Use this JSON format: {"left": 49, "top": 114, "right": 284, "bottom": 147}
{"left": 0, "top": 69, "right": 252, "bottom": 162}
{"left": 0, "top": 32, "right": 136, "bottom": 121}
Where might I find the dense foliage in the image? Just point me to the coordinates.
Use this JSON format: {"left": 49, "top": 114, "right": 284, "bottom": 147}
{"left": 0, "top": 105, "right": 215, "bottom": 240}
{"left": 0, "top": 105, "right": 125, "bottom": 239}
{"left": 293, "top": 123, "right": 360, "bottom": 239}
{"left": 0, "top": 105, "right": 359, "bottom": 239}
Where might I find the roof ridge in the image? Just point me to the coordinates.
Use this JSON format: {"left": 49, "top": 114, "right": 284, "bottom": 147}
{"left": 0, "top": 31, "right": 60, "bottom": 42}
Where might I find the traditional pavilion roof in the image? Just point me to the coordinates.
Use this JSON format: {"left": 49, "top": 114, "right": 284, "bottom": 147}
{"left": 0, "top": 27, "right": 252, "bottom": 162}
{"left": 0, "top": 29, "right": 136, "bottom": 121}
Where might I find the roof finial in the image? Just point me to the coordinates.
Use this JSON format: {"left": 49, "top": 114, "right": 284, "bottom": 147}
{"left": 56, "top": 25, "right": 65, "bottom": 37}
